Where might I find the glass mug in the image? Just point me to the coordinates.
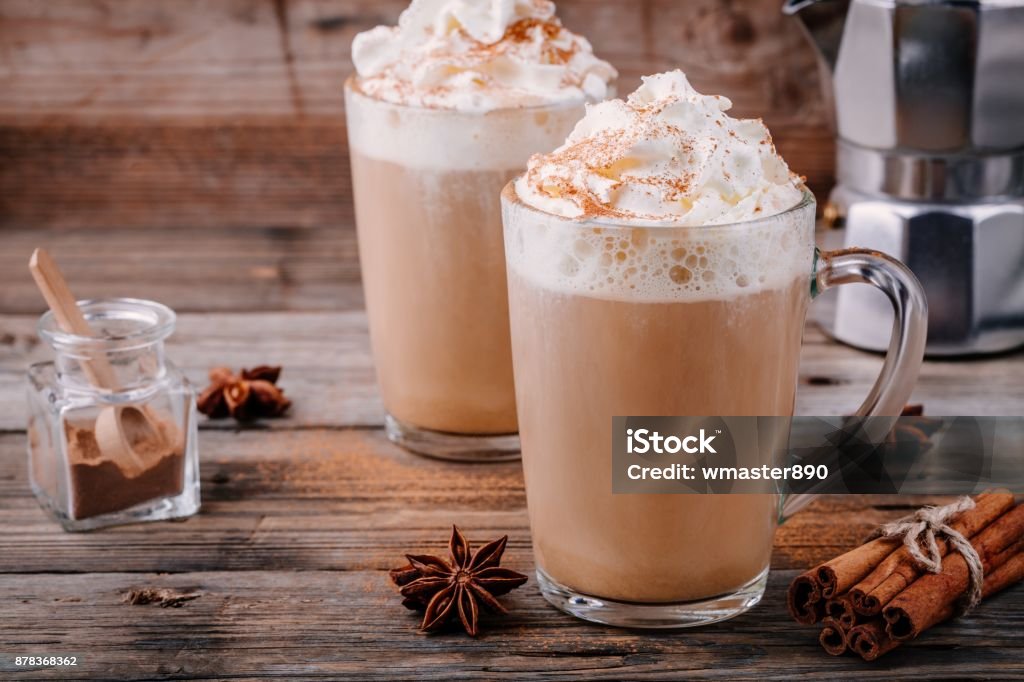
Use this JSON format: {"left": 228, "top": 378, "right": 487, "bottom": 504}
{"left": 501, "top": 185, "right": 927, "bottom": 627}
{"left": 345, "top": 78, "right": 594, "bottom": 462}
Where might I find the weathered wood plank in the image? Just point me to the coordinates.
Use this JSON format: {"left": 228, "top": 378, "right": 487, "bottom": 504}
{"left": 0, "top": 123, "right": 831, "bottom": 232}
{"left": 0, "top": 428, "right": 526, "bottom": 573}
{"left": 0, "top": 0, "right": 826, "bottom": 122}
{"left": 0, "top": 568, "right": 1021, "bottom": 680}
{"left": 0, "top": 425, "right": 988, "bottom": 573}
{"left": 0, "top": 123, "right": 357, "bottom": 230}
{"left": 0, "top": 0, "right": 836, "bottom": 230}
{"left": 0, "top": 0, "right": 297, "bottom": 118}
{"left": 0, "top": 311, "right": 382, "bottom": 430}
{"left": 1, "top": 416, "right": 1019, "bottom": 677}
{"left": 2, "top": 308, "right": 1021, "bottom": 434}
{"left": 0, "top": 226, "right": 361, "bottom": 313}
{"left": 0, "top": 124, "right": 833, "bottom": 232}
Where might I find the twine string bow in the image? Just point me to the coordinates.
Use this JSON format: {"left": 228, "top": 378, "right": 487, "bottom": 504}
{"left": 869, "top": 496, "right": 984, "bottom": 612}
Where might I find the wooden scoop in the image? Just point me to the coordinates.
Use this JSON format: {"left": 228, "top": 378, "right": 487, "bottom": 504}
{"left": 29, "top": 248, "right": 167, "bottom": 474}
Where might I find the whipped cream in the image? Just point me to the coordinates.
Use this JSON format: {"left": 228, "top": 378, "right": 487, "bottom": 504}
{"left": 352, "top": 0, "right": 616, "bottom": 112}
{"left": 515, "top": 70, "right": 804, "bottom": 225}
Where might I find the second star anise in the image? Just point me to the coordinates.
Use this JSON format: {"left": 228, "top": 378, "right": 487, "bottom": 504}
{"left": 197, "top": 365, "right": 291, "bottom": 421}
{"left": 390, "top": 526, "right": 528, "bottom": 636}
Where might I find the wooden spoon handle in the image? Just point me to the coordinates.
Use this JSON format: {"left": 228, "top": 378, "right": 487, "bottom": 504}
{"left": 29, "top": 248, "right": 120, "bottom": 389}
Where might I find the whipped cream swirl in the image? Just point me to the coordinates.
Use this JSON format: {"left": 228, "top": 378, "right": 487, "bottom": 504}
{"left": 516, "top": 71, "right": 804, "bottom": 225}
{"left": 352, "top": 0, "right": 616, "bottom": 112}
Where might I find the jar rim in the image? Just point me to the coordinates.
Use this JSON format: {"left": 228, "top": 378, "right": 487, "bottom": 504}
{"left": 37, "top": 297, "right": 176, "bottom": 352}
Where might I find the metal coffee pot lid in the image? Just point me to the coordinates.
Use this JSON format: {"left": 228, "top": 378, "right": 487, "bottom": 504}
{"left": 787, "top": 0, "right": 1024, "bottom": 153}
{"left": 787, "top": 0, "right": 1024, "bottom": 200}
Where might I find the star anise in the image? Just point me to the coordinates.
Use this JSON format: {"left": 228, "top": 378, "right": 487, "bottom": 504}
{"left": 390, "top": 526, "right": 528, "bottom": 636}
{"left": 888, "top": 403, "right": 944, "bottom": 454}
{"left": 838, "top": 404, "right": 943, "bottom": 455}
{"left": 197, "top": 365, "right": 291, "bottom": 421}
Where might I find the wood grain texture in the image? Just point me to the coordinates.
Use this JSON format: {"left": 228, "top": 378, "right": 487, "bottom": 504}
{"left": 2, "top": 306, "right": 1022, "bottom": 677}
{"left": 1, "top": 421, "right": 1022, "bottom": 680}
{"left": 0, "top": 225, "right": 362, "bottom": 314}
{"left": 0, "top": 0, "right": 826, "bottom": 120}
{"left": 0, "top": 0, "right": 835, "bottom": 230}
{"left": 2, "top": 569, "right": 1022, "bottom": 680}
{"left": 2, "top": 306, "right": 1021, "bottom": 434}
{"left": 0, "top": 265, "right": 1020, "bottom": 676}
{"left": 0, "top": 425, "right": 958, "bottom": 574}
{"left": 0, "top": 123, "right": 356, "bottom": 231}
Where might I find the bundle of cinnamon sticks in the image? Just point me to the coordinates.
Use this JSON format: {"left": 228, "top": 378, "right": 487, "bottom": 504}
{"left": 788, "top": 490, "right": 1024, "bottom": 661}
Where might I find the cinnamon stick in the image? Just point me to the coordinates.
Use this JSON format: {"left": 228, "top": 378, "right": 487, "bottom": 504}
{"left": 824, "top": 594, "right": 858, "bottom": 630}
{"left": 819, "top": 617, "right": 848, "bottom": 656}
{"left": 846, "top": 620, "right": 892, "bottom": 661}
{"left": 983, "top": 550, "right": 1024, "bottom": 599}
{"left": 849, "top": 490, "right": 1015, "bottom": 616}
{"left": 849, "top": 549, "right": 1024, "bottom": 661}
{"left": 883, "top": 504, "right": 1024, "bottom": 641}
{"left": 817, "top": 537, "right": 900, "bottom": 599}
{"left": 787, "top": 530, "right": 901, "bottom": 624}
{"left": 787, "top": 570, "right": 825, "bottom": 625}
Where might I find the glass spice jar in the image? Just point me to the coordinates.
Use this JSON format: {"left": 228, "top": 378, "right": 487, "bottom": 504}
{"left": 26, "top": 298, "right": 200, "bottom": 531}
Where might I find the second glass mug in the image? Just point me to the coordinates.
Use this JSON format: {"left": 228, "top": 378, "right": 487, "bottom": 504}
{"left": 501, "top": 184, "right": 928, "bottom": 627}
{"left": 344, "top": 78, "right": 592, "bottom": 462}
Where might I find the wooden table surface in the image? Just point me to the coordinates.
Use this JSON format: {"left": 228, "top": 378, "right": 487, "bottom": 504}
{"left": 0, "top": 225, "right": 1022, "bottom": 681}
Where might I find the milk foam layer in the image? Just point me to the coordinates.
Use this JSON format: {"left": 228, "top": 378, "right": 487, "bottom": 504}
{"left": 352, "top": 0, "right": 616, "bottom": 112}
{"left": 346, "top": 83, "right": 585, "bottom": 170}
{"left": 516, "top": 71, "right": 804, "bottom": 225}
{"left": 503, "top": 187, "right": 816, "bottom": 303}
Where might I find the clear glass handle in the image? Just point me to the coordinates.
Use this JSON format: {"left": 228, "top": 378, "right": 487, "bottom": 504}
{"left": 781, "top": 248, "right": 929, "bottom": 517}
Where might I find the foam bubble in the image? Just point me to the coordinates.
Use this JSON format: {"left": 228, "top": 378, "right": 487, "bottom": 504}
{"left": 502, "top": 187, "right": 816, "bottom": 303}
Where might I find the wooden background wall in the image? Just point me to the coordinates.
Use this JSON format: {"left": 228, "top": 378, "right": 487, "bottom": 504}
{"left": 0, "top": 0, "right": 834, "bottom": 233}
